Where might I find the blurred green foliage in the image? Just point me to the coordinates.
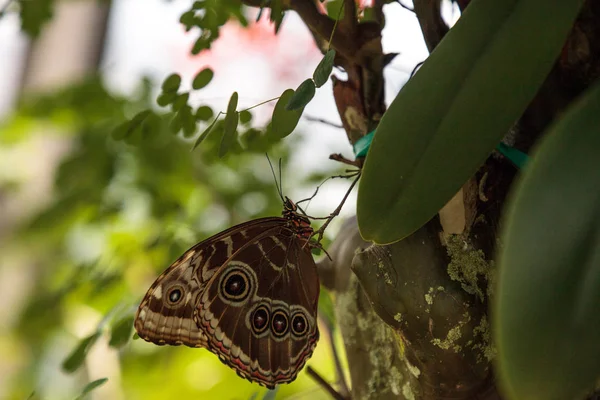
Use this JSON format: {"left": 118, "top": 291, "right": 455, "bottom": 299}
{"left": 0, "top": 74, "right": 342, "bottom": 399}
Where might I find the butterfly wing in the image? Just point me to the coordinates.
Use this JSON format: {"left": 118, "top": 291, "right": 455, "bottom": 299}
{"left": 134, "top": 218, "right": 286, "bottom": 348}
{"left": 194, "top": 223, "right": 320, "bottom": 388}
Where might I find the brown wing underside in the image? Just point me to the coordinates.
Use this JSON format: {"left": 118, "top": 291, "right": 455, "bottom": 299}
{"left": 195, "top": 224, "right": 320, "bottom": 388}
{"left": 134, "top": 218, "right": 287, "bottom": 348}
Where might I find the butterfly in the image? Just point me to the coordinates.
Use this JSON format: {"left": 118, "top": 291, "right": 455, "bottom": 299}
{"left": 134, "top": 197, "right": 320, "bottom": 388}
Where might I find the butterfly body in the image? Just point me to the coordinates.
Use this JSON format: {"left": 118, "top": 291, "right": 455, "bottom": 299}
{"left": 134, "top": 198, "right": 320, "bottom": 388}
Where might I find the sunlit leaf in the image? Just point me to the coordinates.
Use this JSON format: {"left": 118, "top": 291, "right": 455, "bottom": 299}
{"left": 358, "top": 0, "right": 585, "bottom": 244}
{"left": 286, "top": 79, "right": 315, "bottom": 111}
{"left": 192, "top": 68, "right": 214, "bottom": 90}
{"left": 219, "top": 92, "right": 239, "bottom": 157}
{"left": 313, "top": 50, "right": 336, "bottom": 88}
{"left": 496, "top": 82, "right": 600, "bottom": 400}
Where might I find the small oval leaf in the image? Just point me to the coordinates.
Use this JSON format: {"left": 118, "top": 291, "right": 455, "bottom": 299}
{"left": 239, "top": 110, "right": 252, "bottom": 124}
{"left": 286, "top": 79, "right": 316, "bottom": 111}
{"left": 219, "top": 92, "right": 239, "bottom": 157}
{"left": 270, "top": 89, "right": 304, "bottom": 140}
{"left": 156, "top": 91, "right": 177, "bottom": 107}
{"left": 192, "top": 68, "right": 214, "bottom": 90}
{"left": 313, "top": 49, "right": 336, "bottom": 88}
{"left": 195, "top": 105, "right": 214, "bottom": 121}
{"left": 171, "top": 92, "right": 189, "bottom": 111}
{"left": 181, "top": 106, "right": 197, "bottom": 138}
{"left": 161, "top": 73, "right": 181, "bottom": 93}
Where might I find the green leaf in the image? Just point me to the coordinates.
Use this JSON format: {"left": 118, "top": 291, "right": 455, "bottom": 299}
{"left": 171, "top": 92, "right": 189, "bottom": 111}
{"left": 239, "top": 110, "right": 252, "bottom": 124}
{"left": 219, "top": 92, "right": 239, "bottom": 157}
{"left": 269, "top": 0, "right": 285, "bottom": 33}
{"left": 62, "top": 332, "right": 101, "bottom": 373}
{"left": 112, "top": 110, "right": 151, "bottom": 141}
{"left": 195, "top": 105, "right": 214, "bottom": 121}
{"left": 109, "top": 316, "right": 134, "bottom": 348}
{"left": 192, "top": 68, "right": 214, "bottom": 90}
{"left": 179, "top": 10, "right": 196, "bottom": 31}
{"left": 495, "top": 82, "right": 600, "bottom": 400}
{"left": 357, "top": 0, "right": 585, "bottom": 244}
{"left": 192, "top": 112, "right": 222, "bottom": 150}
{"left": 286, "top": 79, "right": 316, "bottom": 111}
{"left": 156, "top": 91, "right": 177, "bottom": 107}
{"left": 326, "top": 0, "right": 344, "bottom": 20}
{"left": 74, "top": 378, "right": 108, "bottom": 400}
{"left": 318, "top": 287, "right": 336, "bottom": 331}
{"left": 140, "top": 112, "right": 161, "bottom": 140}
{"left": 169, "top": 112, "right": 183, "bottom": 135}
{"left": 313, "top": 50, "right": 336, "bottom": 88}
{"left": 161, "top": 73, "right": 182, "bottom": 93}
{"left": 192, "top": 37, "right": 209, "bottom": 55}
{"left": 270, "top": 89, "right": 304, "bottom": 140}
{"left": 180, "top": 106, "right": 197, "bottom": 138}
{"left": 20, "top": 0, "right": 54, "bottom": 37}
{"left": 110, "top": 122, "right": 131, "bottom": 141}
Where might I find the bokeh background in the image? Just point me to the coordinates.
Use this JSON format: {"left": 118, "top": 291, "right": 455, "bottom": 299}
{"left": 0, "top": 1, "right": 456, "bottom": 398}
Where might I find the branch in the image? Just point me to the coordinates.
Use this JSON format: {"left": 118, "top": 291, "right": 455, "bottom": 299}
{"left": 339, "top": 0, "right": 357, "bottom": 37}
{"left": 412, "top": 0, "right": 449, "bottom": 52}
{"left": 306, "top": 366, "right": 347, "bottom": 400}
{"left": 241, "top": 0, "right": 356, "bottom": 59}
{"left": 304, "top": 115, "right": 344, "bottom": 129}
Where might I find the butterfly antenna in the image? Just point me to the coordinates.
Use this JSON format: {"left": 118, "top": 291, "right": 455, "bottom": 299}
{"left": 266, "top": 153, "right": 285, "bottom": 202}
{"left": 278, "top": 158, "right": 284, "bottom": 198}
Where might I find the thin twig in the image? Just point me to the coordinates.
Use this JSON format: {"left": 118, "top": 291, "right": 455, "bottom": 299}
{"left": 328, "top": 1, "right": 345, "bottom": 48}
{"left": 396, "top": 0, "right": 415, "bottom": 12}
{"left": 329, "top": 153, "right": 362, "bottom": 167}
{"left": 320, "top": 316, "right": 350, "bottom": 398}
{"left": 304, "top": 115, "right": 344, "bottom": 129}
{"left": 240, "top": 96, "right": 279, "bottom": 112}
{"left": 306, "top": 366, "right": 347, "bottom": 400}
{"left": 313, "top": 172, "right": 361, "bottom": 244}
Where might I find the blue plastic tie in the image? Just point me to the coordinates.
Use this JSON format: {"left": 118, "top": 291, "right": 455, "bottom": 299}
{"left": 353, "top": 130, "right": 529, "bottom": 169}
